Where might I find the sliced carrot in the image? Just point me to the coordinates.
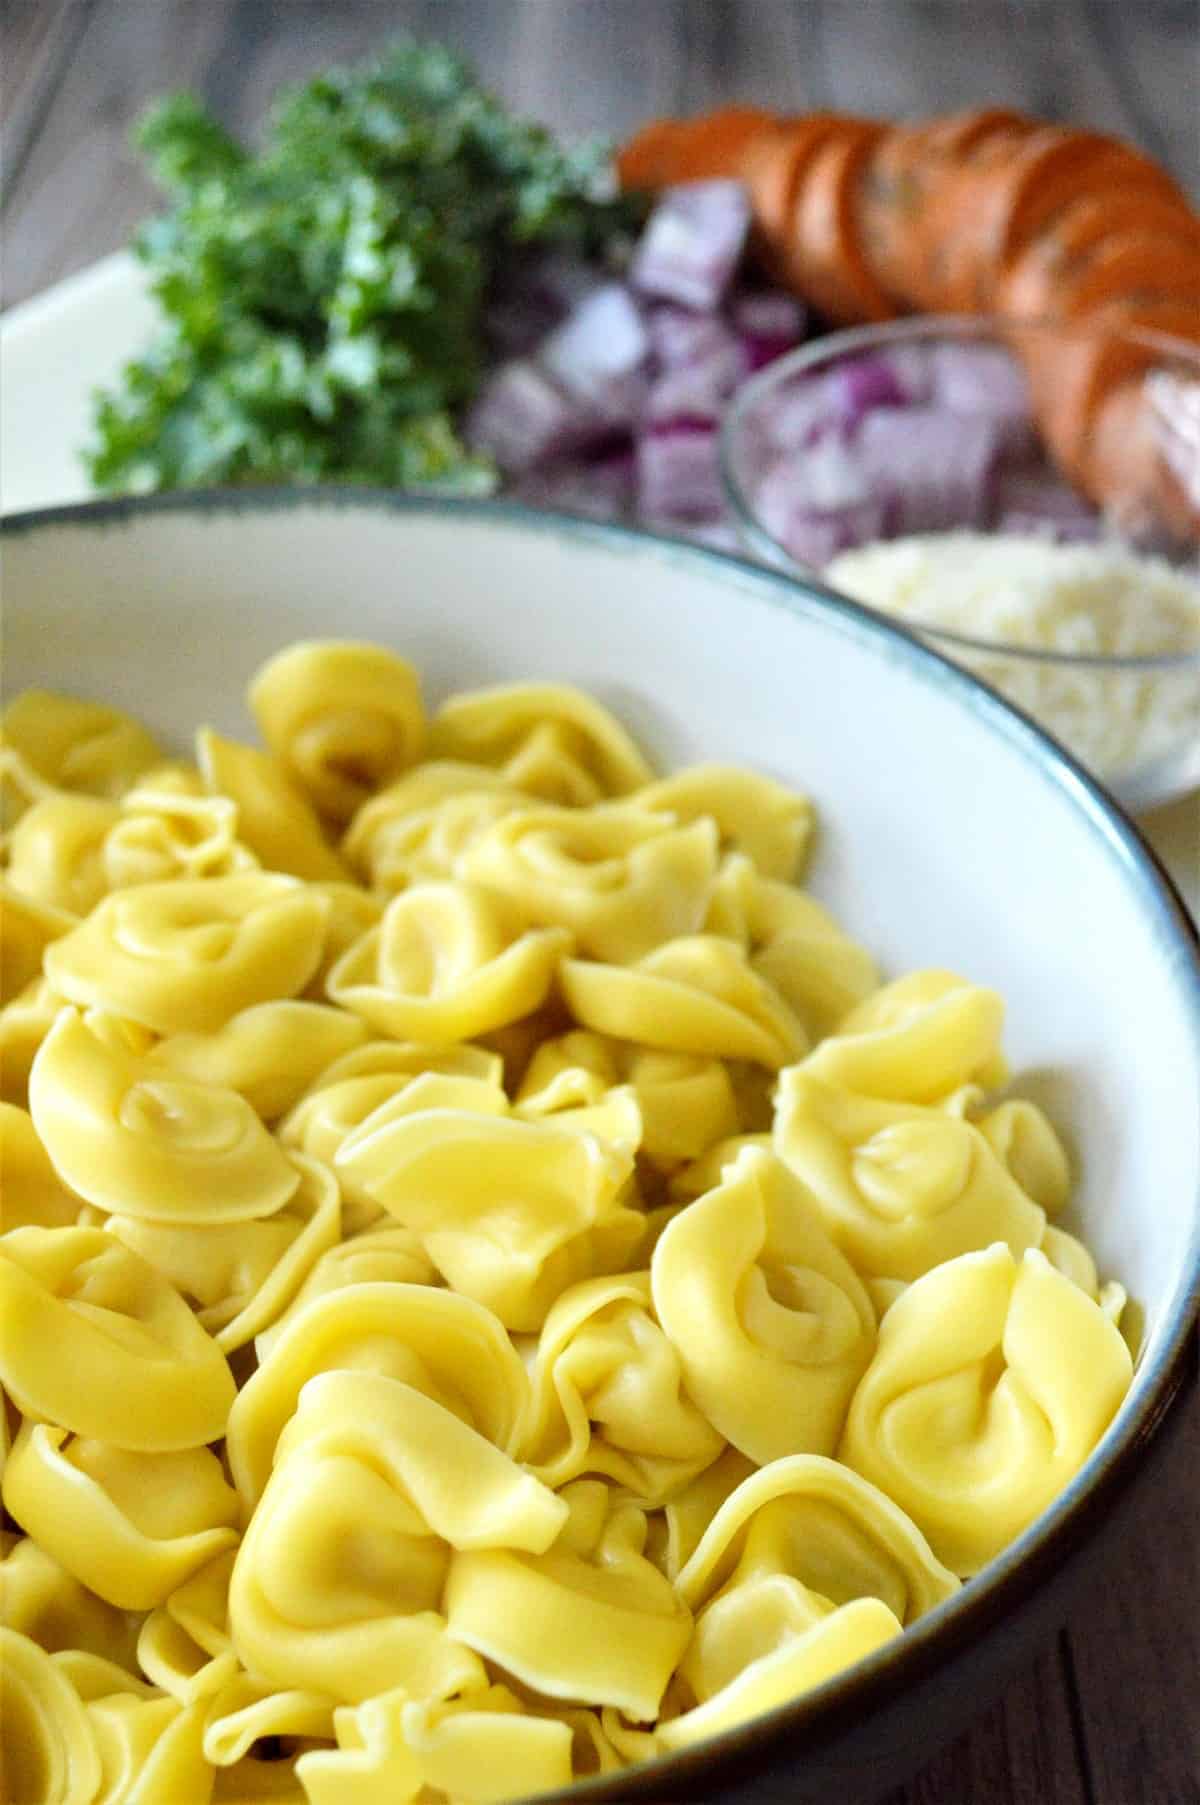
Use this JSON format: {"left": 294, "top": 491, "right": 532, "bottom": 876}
{"left": 1082, "top": 375, "right": 1199, "bottom": 531}
{"left": 1054, "top": 233, "right": 1200, "bottom": 321}
{"left": 1001, "top": 203, "right": 1200, "bottom": 319}
{"left": 788, "top": 124, "right": 895, "bottom": 322}
{"left": 918, "top": 106, "right": 1034, "bottom": 161}
{"left": 856, "top": 124, "right": 950, "bottom": 302}
{"left": 739, "top": 115, "right": 846, "bottom": 270}
{"left": 616, "top": 119, "right": 691, "bottom": 190}
{"left": 678, "top": 105, "right": 778, "bottom": 180}
{"left": 1021, "top": 302, "right": 1200, "bottom": 478}
{"left": 994, "top": 130, "right": 1187, "bottom": 268}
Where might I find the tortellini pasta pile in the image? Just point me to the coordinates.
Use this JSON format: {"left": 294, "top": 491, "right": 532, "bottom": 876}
{"left": 0, "top": 643, "right": 1134, "bottom": 1804}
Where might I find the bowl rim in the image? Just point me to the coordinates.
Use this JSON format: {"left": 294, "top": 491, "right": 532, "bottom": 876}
{"left": 718, "top": 311, "right": 1200, "bottom": 671}
{"left": 4, "top": 486, "right": 1200, "bottom": 1802}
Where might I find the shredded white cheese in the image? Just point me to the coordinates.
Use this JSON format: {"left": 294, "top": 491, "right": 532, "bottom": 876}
{"left": 826, "top": 532, "right": 1200, "bottom": 782}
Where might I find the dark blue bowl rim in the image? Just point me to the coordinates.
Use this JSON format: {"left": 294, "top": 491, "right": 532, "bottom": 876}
{"left": 4, "top": 486, "right": 1199, "bottom": 1803}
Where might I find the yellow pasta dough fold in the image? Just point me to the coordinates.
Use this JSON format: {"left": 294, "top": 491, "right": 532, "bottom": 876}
{"left": 226, "top": 1281, "right": 528, "bottom": 1508}
{"left": 651, "top": 1147, "right": 876, "bottom": 1463}
{"left": 461, "top": 803, "right": 718, "bottom": 962}
{"left": 249, "top": 641, "right": 426, "bottom": 824}
{"left": 30, "top": 1008, "right": 301, "bottom": 1224}
{"left": 428, "top": 682, "right": 653, "bottom": 805}
{"left": 1, "top": 689, "right": 161, "bottom": 799}
{"left": 0, "top": 1626, "right": 102, "bottom": 1805}
{"left": 0, "top": 1226, "right": 235, "bottom": 1450}
{"left": 196, "top": 727, "right": 351, "bottom": 882}
{"left": 146, "top": 1001, "right": 368, "bottom": 1120}
{"left": 773, "top": 1072, "right": 1046, "bottom": 1283}
{"left": 840, "top": 1243, "right": 1133, "bottom": 1573}
{"left": 335, "top": 1109, "right": 643, "bottom": 1331}
{"left": 44, "top": 873, "right": 331, "bottom": 1035}
{"left": 3, "top": 1424, "right": 240, "bottom": 1610}
{"left": 561, "top": 935, "right": 807, "bottom": 1069}
{"left": 0, "top": 1103, "right": 82, "bottom": 1231}
{"left": 229, "top": 1370, "right": 561, "bottom": 1702}
{"left": 801, "top": 970, "right": 1007, "bottom": 1102}
{"left": 522, "top": 1271, "right": 725, "bottom": 1503}
{"left": 327, "top": 881, "right": 569, "bottom": 1045}
{"left": 635, "top": 764, "right": 813, "bottom": 879}
{"left": 445, "top": 1479, "right": 692, "bottom": 1719}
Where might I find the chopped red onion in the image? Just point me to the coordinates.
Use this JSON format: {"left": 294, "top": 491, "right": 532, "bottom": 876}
{"left": 516, "top": 451, "right": 634, "bottom": 522}
{"left": 644, "top": 346, "right": 747, "bottom": 429}
{"left": 630, "top": 180, "right": 752, "bottom": 311}
{"left": 646, "top": 306, "right": 742, "bottom": 372}
{"left": 466, "top": 360, "right": 595, "bottom": 475}
{"left": 929, "top": 342, "right": 1036, "bottom": 457}
{"left": 777, "top": 500, "right": 892, "bottom": 571}
{"left": 539, "top": 282, "right": 650, "bottom": 425}
{"left": 636, "top": 425, "right": 725, "bottom": 522}
{"left": 731, "top": 291, "right": 807, "bottom": 371}
{"left": 755, "top": 435, "right": 873, "bottom": 540}
{"left": 855, "top": 408, "right": 1004, "bottom": 533}
{"left": 825, "top": 353, "right": 911, "bottom": 421}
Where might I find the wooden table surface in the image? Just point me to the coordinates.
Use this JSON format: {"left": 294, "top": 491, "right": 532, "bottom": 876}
{"left": 5, "top": 3, "right": 1199, "bottom": 1801}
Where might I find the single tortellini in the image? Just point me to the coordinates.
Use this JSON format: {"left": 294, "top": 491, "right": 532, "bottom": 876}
{"left": 254, "top": 1225, "right": 438, "bottom": 1362}
{"left": 106, "top": 1152, "right": 341, "bottom": 1353}
{"left": 427, "top": 682, "right": 654, "bottom": 806}
{"left": 0, "top": 1535, "right": 139, "bottom": 1670}
{"left": 196, "top": 726, "right": 351, "bottom": 882}
{"left": 3, "top": 791, "right": 120, "bottom": 915}
{"left": 1, "top": 688, "right": 161, "bottom": 798}
{"left": 336, "top": 1110, "right": 643, "bottom": 1331}
{"left": 635, "top": 764, "right": 813, "bottom": 880}
{"left": 0, "top": 977, "right": 64, "bottom": 1106}
{"left": 200, "top": 1668, "right": 335, "bottom": 1769}
{"left": 0, "top": 1103, "right": 82, "bottom": 1230}
{"left": 0, "top": 1626, "right": 102, "bottom": 1805}
{"left": 655, "top": 1597, "right": 903, "bottom": 1752}
{"left": 519, "top": 1030, "right": 740, "bottom": 1171}
{"left": 460, "top": 803, "right": 718, "bottom": 964}
{"left": 675, "top": 1455, "right": 959, "bottom": 1640}
{"left": 344, "top": 770, "right": 528, "bottom": 893}
{"left": 327, "top": 881, "right": 569, "bottom": 1046}
{"left": 249, "top": 641, "right": 426, "bottom": 824}
{"left": 1, "top": 881, "right": 77, "bottom": 1005}
{"left": 146, "top": 999, "right": 368, "bottom": 1120}
{"left": 801, "top": 969, "right": 1007, "bottom": 1103}
{"left": 651, "top": 1147, "right": 876, "bottom": 1464}
{"left": 976, "top": 1097, "right": 1072, "bottom": 1215}
{"left": 445, "top": 1477, "right": 692, "bottom": 1721}
{"left": 1040, "top": 1225, "right": 1127, "bottom": 1327}
{"left": 226, "top": 1281, "right": 530, "bottom": 1508}
{"left": 101, "top": 786, "right": 258, "bottom": 890}
{"left": 561, "top": 935, "right": 807, "bottom": 1070}
{"left": 522, "top": 1272, "right": 725, "bottom": 1504}
{"left": 707, "top": 853, "right": 879, "bottom": 1038}
{"left": 229, "top": 1369, "right": 564, "bottom": 1702}
{"left": 3, "top": 1424, "right": 240, "bottom": 1611}
{"left": 774, "top": 1071, "right": 1047, "bottom": 1283}
{"left": 840, "top": 1243, "right": 1133, "bottom": 1574}
{"left": 0, "top": 1227, "right": 235, "bottom": 1451}
{"left": 44, "top": 872, "right": 331, "bottom": 1035}
{"left": 30, "top": 1008, "right": 301, "bottom": 1224}
{"left": 296, "top": 1682, "right": 574, "bottom": 1805}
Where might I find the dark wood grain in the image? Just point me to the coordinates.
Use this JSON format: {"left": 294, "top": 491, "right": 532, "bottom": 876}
{"left": 3, "top": 5, "right": 1199, "bottom": 1801}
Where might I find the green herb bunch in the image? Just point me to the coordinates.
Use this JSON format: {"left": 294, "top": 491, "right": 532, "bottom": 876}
{"left": 88, "top": 40, "right": 639, "bottom": 493}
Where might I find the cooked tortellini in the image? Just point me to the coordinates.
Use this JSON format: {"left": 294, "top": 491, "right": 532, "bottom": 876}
{"left": 249, "top": 641, "right": 426, "bottom": 823}
{"left": 651, "top": 1147, "right": 876, "bottom": 1463}
{"left": 0, "top": 651, "right": 1134, "bottom": 1803}
{"left": 773, "top": 1071, "right": 1046, "bottom": 1282}
{"left": 327, "top": 881, "right": 569, "bottom": 1044}
{"left": 840, "top": 1244, "right": 1133, "bottom": 1573}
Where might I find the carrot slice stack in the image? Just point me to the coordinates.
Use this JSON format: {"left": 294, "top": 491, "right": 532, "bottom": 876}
{"left": 617, "top": 102, "right": 1200, "bottom": 521}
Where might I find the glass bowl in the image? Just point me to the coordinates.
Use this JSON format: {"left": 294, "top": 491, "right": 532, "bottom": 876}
{"left": 720, "top": 315, "right": 1200, "bottom": 812}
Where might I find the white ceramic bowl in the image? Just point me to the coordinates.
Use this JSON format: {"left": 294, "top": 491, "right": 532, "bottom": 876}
{"left": 4, "top": 492, "right": 1199, "bottom": 1804}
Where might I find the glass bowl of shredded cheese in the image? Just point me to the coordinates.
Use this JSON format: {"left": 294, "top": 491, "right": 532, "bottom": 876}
{"left": 720, "top": 316, "right": 1200, "bottom": 811}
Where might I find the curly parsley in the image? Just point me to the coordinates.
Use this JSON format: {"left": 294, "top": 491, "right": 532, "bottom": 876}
{"left": 88, "top": 40, "right": 640, "bottom": 493}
